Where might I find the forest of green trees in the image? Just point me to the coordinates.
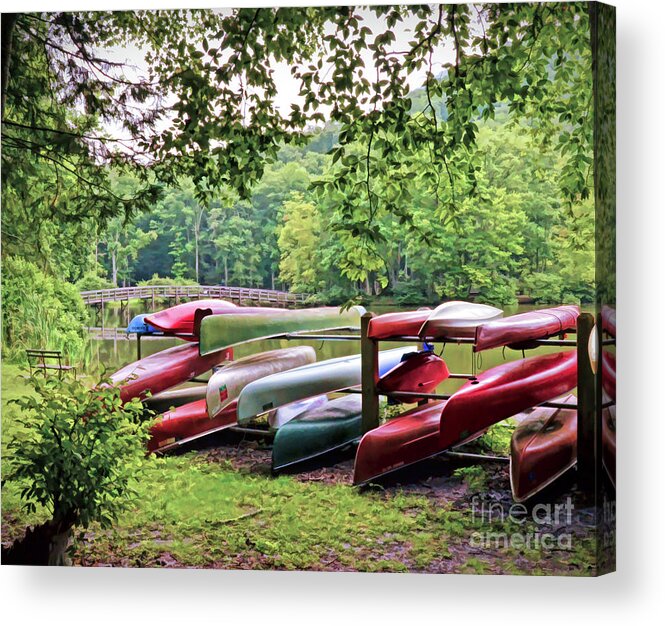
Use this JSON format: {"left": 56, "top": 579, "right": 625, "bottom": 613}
{"left": 1, "top": 5, "right": 596, "bottom": 361}
{"left": 75, "top": 113, "right": 593, "bottom": 308}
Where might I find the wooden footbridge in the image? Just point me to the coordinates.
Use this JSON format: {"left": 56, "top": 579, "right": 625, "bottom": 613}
{"left": 81, "top": 285, "right": 308, "bottom": 309}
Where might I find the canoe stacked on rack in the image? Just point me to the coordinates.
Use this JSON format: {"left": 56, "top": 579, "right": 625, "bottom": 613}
{"left": 108, "top": 342, "right": 233, "bottom": 403}
{"left": 148, "top": 399, "right": 238, "bottom": 453}
{"left": 474, "top": 305, "right": 580, "bottom": 352}
{"left": 272, "top": 395, "right": 364, "bottom": 471}
{"left": 236, "top": 346, "right": 417, "bottom": 423}
{"left": 510, "top": 394, "right": 578, "bottom": 502}
{"left": 199, "top": 306, "right": 365, "bottom": 355}
{"left": 206, "top": 347, "right": 317, "bottom": 419}
{"left": 367, "top": 301, "right": 503, "bottom": 340}
{"left": 353, "top": 350, "right": 578, "bottom": 485}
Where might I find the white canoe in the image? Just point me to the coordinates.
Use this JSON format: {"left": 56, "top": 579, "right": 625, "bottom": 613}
{"left": 419, "top": 301, "right": 503, "bottom": 338}
{"left": 206, "top": 346, "right": 316, "bottom": 419}
{"left": 269, "top": 394, "right": 329, "bottom": 430}
{"left": 237, "top": 346, "right": 417, "bottom": 423}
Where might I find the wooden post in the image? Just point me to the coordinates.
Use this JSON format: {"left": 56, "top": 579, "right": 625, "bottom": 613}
{"left": 577, "top": 312, "right": 597, "bottom": 497}
{"left": 360, "top": 311, "right": 379, "bottom": 434}
{"left": 136, "top": 333, "right": 142, "bottom": 361}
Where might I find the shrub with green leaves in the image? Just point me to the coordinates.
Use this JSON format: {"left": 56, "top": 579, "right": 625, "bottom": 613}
{"left": 4, "top": 373, "right": 151, "bottom": 563}
{"left": 75, "top": 271, "right": 114, "bottom": 292}
{"left": 1, "top": 256, "right": 89, "bottom": 363}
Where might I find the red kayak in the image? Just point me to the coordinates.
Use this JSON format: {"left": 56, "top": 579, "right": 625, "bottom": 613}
{"left": 148, "top": 398, "right": 237, "bottom": 453}
{"left": 109, "top": 343, "right": 232, "bottom": 403}
{"left": 377, "top": 351, "right": 449, "bottom": 403}
{"left": 145, "top": 299, "right": 237, "bottom": 335}
{"left": 367, "top": 309, "right": 431, "bottom": 339}
{"left": 353, "top": 350, "right": 577, "bottom": 485}
{"left": 510, "top": 394, "right": 577, "bottom": 502}
{"left": 474, "top": 305, "right": 579, "bottom": 352}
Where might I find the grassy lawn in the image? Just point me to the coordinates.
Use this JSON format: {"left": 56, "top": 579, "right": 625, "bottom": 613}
{"left": 1, "top": 363, "right": 598, "bottom": 574}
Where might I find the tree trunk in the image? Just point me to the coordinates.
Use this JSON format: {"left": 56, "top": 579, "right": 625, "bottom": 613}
{"left": 1, "top": 14, "right": 18, "bottom": 119}
{"left": 111, "top": 250, "right": 118, "bottom": 286}
{"left": 194, "top": 232, "right": 199, "bottom": 284}
{"left": 224, "top": 257, "right": 228, "bottom": 285}
{"left": 1, "top": 520, "right": 73, "bottom": 566}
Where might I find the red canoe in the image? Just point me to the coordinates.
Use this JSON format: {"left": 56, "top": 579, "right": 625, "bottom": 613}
{"left": 377, "top": 351, "right": 450, "bottom": 403}
{"left": 367, "top": 309, "right": 431, "bottom": 339}
{"left": 109, "top": 343, "right": 232, "bottom": 403}
{"left": 474, "top": 305, "right": 579, "bottom": 352}
{"left": 144, "top": 299, "right": 237, "bottom": 335}
{"left": 352, "top": 401, "right": 446, "bottom": 485}
{"left": 438, "top": 350, "right": 578, "bottom": 451}
{"left": 353, "top": 350, "right": 578, "bottom": 485}
{"left": 510, "top": 394, "right": 577, "bottom": 502}
{"left": 148, "top": 398, "right": 237, "bottom": 453}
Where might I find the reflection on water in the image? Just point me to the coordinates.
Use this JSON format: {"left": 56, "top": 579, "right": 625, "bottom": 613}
{"left": 88, "top": 301, "right": 579, "bottom": 396}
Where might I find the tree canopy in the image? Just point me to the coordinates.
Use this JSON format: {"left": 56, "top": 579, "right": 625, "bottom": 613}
{"left": 2, "top": 4, "right": 593, "bottom": 279}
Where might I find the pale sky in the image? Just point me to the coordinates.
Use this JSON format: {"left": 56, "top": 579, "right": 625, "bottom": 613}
{"left": 98, "top": 5, "right": 458, "bottom": 125}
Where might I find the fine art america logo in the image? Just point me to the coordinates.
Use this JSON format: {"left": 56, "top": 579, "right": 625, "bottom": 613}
{"left": 470, "top": 495, "right": 574, "bottom": 550}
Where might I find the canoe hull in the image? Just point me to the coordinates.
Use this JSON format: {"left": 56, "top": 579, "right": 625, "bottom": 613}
{"left": 419, "top": 301, "right": 503, "bottom": 339}
{"left": 474, "top": 305, "right": 580, "bottom": 352}
{"left": 199, "top": 306, "right": 365, "bottom": 355}
{"left": 144, "top": 299, "right": 237, "bottom": 335}
{"left": 353, "top": 351, "right": 578, "bottom": 485}
{"left": 353, "top": 402, "right": 445, "bottom": 485}
{"left": 206, "top": 346, "right": 316, "bottom": 419}
{"left": 109, "top": 343, "right": 232, "bottom": 403}
{"left": 272, "top": 396, "right": 363, "bottom": 471}
{"left": 269, "top": 394, "right": 328, "bottom": 430}
{"left": 377, "top": 350, "right": 450, "bottom": 403}
{"left": 148, "top": 398, "right": 237, "bottom": 453}
{"left": 367, "top": 310, "right": 431, "bottom": 339}
{"left": 126, "top": 313, "right": 161, "bottom": 335}
{"left": 143, "top": 384, "right": 208, "bottom": 413}
{"left": 438, "top": 350, "right": 578, "bottom": 451}
{"left": 510, "top": 395, "right": 577, "bottom": 502}
{"left": 237, "top": 346, "right": 416, "bottom": 422}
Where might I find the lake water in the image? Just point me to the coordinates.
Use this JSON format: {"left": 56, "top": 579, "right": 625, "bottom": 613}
{"left": 87, "top": 301, "right": 578, "bottom": 396}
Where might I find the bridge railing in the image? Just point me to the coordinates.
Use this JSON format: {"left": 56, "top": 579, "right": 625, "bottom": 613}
{"left": 80, "top": 285, "right": 308, "bottom": 307}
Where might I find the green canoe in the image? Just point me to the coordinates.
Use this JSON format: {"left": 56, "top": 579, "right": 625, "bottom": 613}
{"left": 199, "top": 306, "right": 365, "bottom": 356}
{"left": 271, "top": 395, "right": 364, "bottom": 472}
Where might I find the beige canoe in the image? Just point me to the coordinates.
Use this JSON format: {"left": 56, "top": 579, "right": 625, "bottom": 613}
{"left": 205, "top": 346, "right": 316, "bottom": 419}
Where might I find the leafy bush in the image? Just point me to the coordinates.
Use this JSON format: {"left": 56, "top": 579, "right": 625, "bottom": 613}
{"left": 475, "top": 279, "right": 519, "bottom": 307}
{"left": 75, "top": 271, "right": 114, "bottom": 291}
{"left": 137, "top": 273, "right": 198, "bottom": 287}
{"left": 4, "top": 373, "right": 151, "bottom": 564}
{"left": 523, "top": 272, "right": 565, "bottom": 304}
{"left": 391, "top": 278, "right": 431, "bottom": 306}
{"left": 1, "top": 256, "right": 89, "bottom": 363}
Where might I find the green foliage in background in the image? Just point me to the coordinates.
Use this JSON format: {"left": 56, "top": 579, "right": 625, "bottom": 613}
{"left": 1, "top": 257, "right": 89, "bottom": 363}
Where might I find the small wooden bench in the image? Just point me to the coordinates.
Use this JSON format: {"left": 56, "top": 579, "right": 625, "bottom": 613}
{"left": 25, "top": 349, "right": 76, "bottom": 379}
